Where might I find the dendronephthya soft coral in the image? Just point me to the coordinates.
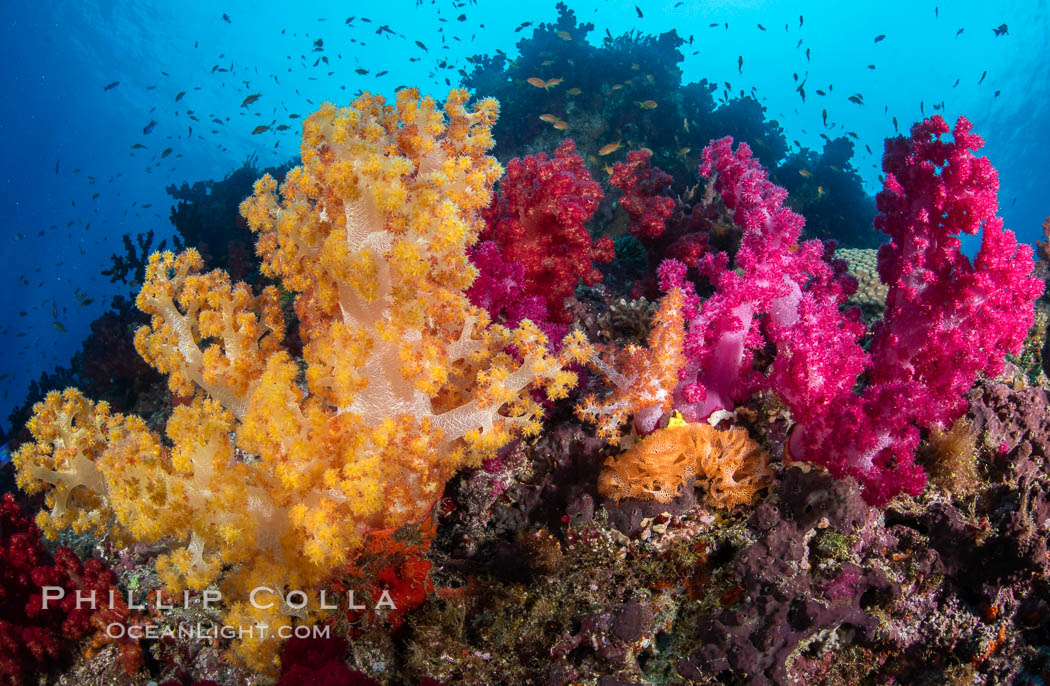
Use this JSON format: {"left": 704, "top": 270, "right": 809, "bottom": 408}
{"left": 13, "top": 88, "right": 589, "bottom": 671}
{"left": 790, "top": 116, "right": 1044, "bottom": 505}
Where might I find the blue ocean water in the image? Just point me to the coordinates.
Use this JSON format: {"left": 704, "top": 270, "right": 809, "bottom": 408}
{"left": 1, "top": 0, "right": 1048, "bottom": 436}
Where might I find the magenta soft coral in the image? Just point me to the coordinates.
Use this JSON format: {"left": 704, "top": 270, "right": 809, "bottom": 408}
{"left": 275, "top": 636, "right": 374, "bottom": 686}
{"left": 662, "top": 120, "right": 1039, "bottom": 505}
{"left": 661, "top": 135, "right": 864, "bottom": 426}
{"left": 870, "top": 115, "right": 1044, "bottom": 426}
{"left": 275, "top": 635, "right": 442, "bottom": 686}
{"left": 466, "top": 240, "right": 567, "bottom": 347}
{"left": 790, "top": 116, "right": 1043, "bottom": 505}
{"left": 481, "top": 139, "right": 614, "bottom": 323}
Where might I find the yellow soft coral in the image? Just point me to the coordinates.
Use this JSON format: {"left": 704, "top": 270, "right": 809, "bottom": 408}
{"left": 14, "top": 88, "right": 587, "bottom": 673}
{"left": 13, "top": 389, "right": 113, "bottom": 539}
{"left": 598, "top": 422, "right": 771, "bottom": 510}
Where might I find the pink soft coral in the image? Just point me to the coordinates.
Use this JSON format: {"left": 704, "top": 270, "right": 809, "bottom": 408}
{"left": 466, "top": 240, "right": 567, "bottom": 347}
{"left": 870, "top": 115, "right": 1044, "bottom": 426}
{"left": 664, "top": 118, "right": 1041, "bottom": 506}
{"left": 790, "top": 116, "right": 1043, "bottom": 505}
{"left": 661, "top": 136, "right": 864, "bottom": 424}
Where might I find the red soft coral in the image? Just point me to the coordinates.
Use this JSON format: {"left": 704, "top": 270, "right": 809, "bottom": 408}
{"left": 1, "top": 493, "right": 136, "bottom": 685}
{"left": 481, "top": 139, "right": 614, "bottom": 323}
{"left": 371, "top": 556, "right": 433, "bottom": 632}
{"left": 610, "top": 149, "right": 675, "bottom": 240}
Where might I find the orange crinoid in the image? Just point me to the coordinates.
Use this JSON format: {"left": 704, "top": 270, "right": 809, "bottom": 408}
{"left": 598, "top": 422, "right": 771, "bottom": 509}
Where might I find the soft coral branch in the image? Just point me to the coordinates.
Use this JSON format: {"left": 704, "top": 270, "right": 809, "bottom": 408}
{"left": 869, "top": 115, "right": 1044, "bottom": 426}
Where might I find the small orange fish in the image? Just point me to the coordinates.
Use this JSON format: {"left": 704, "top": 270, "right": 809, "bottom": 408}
{"left": 541, "top": 59, "right": 554, "bottom": 66}
{"left": 539, "top": 113, "right": 560, "bottom": 123}
{"left": 646, "top": 74, "right": 655, "bottom": 83}
{"left": 545, "top": 77, "right": 563, "bottom": 88}
{"left": 552, "top": 120, "right": 569, "bottom": 130}
{"left": 557, "top": 30, "right": 571, "bottom": 40}
{"left": 637, "top": 100, "right": 658, "bottom": 109}
{"left": 799, "top": 169, "right": 812, "bottom": 178}
{"left": 639, "top": 147, "right": 654, "bottom": 156}
{"left": 598, "top": 141, "right": 622, "bottom": 156}
{"left": 683, "top": 117, "right": 690, "bottom": 133}
{"left": 631, "top": 63, "right": 640, "bottom": 70}
{"left": 817, "top": 186, "right": 825, "bottom": 198}
{"left": 610, "top": 83, "right": 624, "bottom": 91}
{"left": 567, "top": 87, "right": 582, "bottom": 95}
{"left": 677, "top": 147, "right": 691, "bottom": 156}
{"left": 603, "top": 165, "right": 614, "bottom": 175}
{"left": 527, "top": 77, "right": 546, "bottom": 89}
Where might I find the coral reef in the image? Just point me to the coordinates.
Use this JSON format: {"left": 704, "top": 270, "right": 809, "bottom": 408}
{"left": 6, "top": 11, "right": 1050, "bottom": 685}
{"left": 677, "top": 469, "right": 889, "bottom": 685}
{"left": 167, "top": 158, "right": 294, "bottom": 280}
{"left": 465, "top": 2, "right": 876, "bottom": 250}
{"left": 103, "top": 230, "right": 184, "bottom": 290}
{"left": 834, "top": 247, "right": 887, "bottom": 323}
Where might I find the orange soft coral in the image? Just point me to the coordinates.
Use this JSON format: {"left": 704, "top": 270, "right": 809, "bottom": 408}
{"left": 576, "top": 288, "right": 686, "bottom": 443}
{"left": 598, "top": 422, "right": 771, "bottom": 510}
